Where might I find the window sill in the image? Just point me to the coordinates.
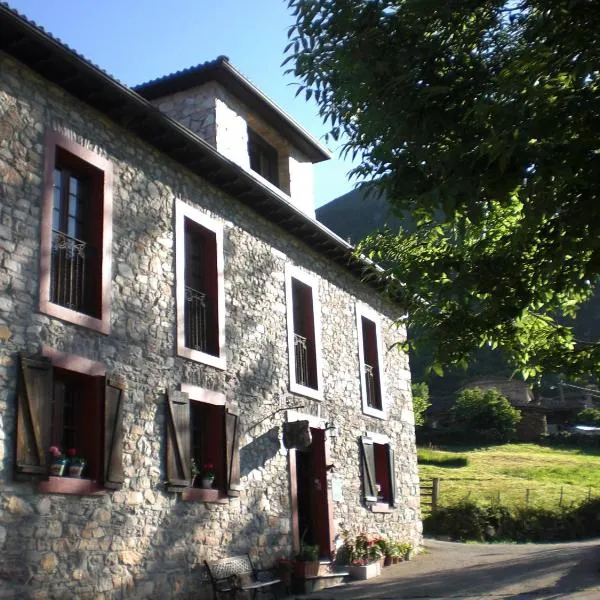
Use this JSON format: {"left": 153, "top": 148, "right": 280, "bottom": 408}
{"left": 289, "top": 381, "right": 323, "bottom": 402}
{"left": 182, "top": 488, "right": 228, "bottom": 503}
{"left": 362, "top": 404, "right": 387, "bottom": 420}
{"left": 371, "top": 502, "right": 393, "bottom": 514}
{"left": 177, "top": 346, "right": 226, "bottom": 370}
{"left": 39, "top": 300, "right": 110, "bottom": 335}
{"left": 38, "top": 476, "right": 106, "bottom": 496}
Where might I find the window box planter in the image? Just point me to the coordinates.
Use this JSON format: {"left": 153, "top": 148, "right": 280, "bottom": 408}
{"left": 347, "top": 561, "right": 381, "bottom": 580}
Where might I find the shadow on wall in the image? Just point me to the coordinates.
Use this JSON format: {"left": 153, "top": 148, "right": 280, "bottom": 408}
{"left": 240, "top": 426, "right": 281, "bottom": 478}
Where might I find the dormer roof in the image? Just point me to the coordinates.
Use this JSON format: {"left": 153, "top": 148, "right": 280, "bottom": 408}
{"left": 134, "top": 56, "right": 330, "bottom": 164}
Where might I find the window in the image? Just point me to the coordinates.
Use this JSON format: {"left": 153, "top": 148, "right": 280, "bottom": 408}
{"left": 175, "top": 200, "right": 225, "bottom": 369}
{"left": 15, "top": 350, "right": 124, "bottom": 494}
{"left": 356, "top": 305, "right": 386, "bottom": 418}
{"left": 248, "top": 129, "right": 279, "bottom": 187}
{"left": 285, "top": 265, "right": 323, "bottom": 400}
{"left": 165, "top": 386, "right": 240, "bottom": 502}
{"left": 360, "top": 434, "right": 398, "bottom": 512}
{"left": 39, "top": 130, "right": 113, "bottom": 334}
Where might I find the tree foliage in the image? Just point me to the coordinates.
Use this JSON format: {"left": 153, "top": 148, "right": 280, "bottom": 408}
{"left": 286, "top": 0, "right": 600, "bottom": 379}
{"left": 411, "top": 381, "right": 431, "bottom": 426}
{"left": 450, "top": 387, "right": 521, "bottom": 442}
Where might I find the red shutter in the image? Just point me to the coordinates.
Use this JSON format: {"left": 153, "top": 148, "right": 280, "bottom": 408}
{"left": 15, "top": 354, "right": 53, "bottom": 478}
{"left": 225, "top": 409, "right": 241, "bottom": 497}
{"left": 104, "top": 376, "right": 125, "bottom": 489}
{"left": 166, "top": 391, "right": 191, "bottom": 489}
{"left": 360, "top": 437, "right": 377, "bottom": 503}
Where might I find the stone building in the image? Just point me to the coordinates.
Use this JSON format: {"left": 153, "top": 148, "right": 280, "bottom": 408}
{"left": 0, "top": 5, "right": 421, "bottom": 599}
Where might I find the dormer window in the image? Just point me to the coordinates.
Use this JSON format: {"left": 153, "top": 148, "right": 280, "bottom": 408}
{"left": 248, "top": 129, "right": 279, "bottom": 187}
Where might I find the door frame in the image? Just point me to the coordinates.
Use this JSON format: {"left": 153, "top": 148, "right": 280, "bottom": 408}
{"left": 286, "top": 410, "right": 335, "bottom": 556}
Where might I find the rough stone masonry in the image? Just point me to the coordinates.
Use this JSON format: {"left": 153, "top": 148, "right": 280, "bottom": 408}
{"left": 0, "top": 46, "right": 421, "bottom": 600}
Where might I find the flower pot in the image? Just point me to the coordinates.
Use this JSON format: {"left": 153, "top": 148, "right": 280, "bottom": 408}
{"left": 50, "top": 462, "right": 65, "bottom": 476}
{"left": 384, "top": 556, "right": 392, "bottom": 567}
{"left": 348, "top": 561, "right": 381, "bottom": 580}
{"left": 294, "top": 560, "right": 320, "bottom": 579}
{"left": 201, "top": 477, "right": 215, "bottom": 489}
{"left": 68, "top": 465, "right": 84, "bottom": 478}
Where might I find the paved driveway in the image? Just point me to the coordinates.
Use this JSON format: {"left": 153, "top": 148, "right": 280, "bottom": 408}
{"left": 301, "top": 538, "right": 600, "bottom": 599}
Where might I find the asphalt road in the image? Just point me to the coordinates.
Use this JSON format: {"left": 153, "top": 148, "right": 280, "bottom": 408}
{"left": 300, "top": 538, "right": 600, "bottom": 599}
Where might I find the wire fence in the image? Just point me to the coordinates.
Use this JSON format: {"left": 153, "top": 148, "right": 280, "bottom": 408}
{"left": 419, "top": 478, "right": 597, "bottom": 515}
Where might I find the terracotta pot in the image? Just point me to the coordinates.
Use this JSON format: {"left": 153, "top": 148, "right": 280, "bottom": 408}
{"left": 384, "top": 556, "right": 392, "bottom": 567}
{"left": 50, "top": 463, "right": 65, "bottom": 476}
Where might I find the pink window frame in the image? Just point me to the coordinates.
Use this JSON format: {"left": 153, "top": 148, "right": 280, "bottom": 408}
{"left": 175, "top": 199, "right": 226, "bottom": 370}
{"left": 39, "top": 130, "right": 113, "bottom": 335}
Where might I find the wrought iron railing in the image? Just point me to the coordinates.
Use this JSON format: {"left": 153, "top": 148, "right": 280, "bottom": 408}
{"left": 294, "top": 333, "right": 309, "bottom": 386}
{"left": 185, "top": 285, "right": 208, "bottom": 352}
{"left": 50, "top": 230, "right": 87, "bottom": 311}
{"left": 364, "top": 363, "right": 380, "bottom": 408}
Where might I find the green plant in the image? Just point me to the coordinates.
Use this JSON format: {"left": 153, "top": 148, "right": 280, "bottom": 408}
{"left": 295, "top": 544, "right": 319, "bottom": 561}
{"left": 49, "top": 446, "right": 67, "bottom": 464}
{"left": 412, "top": 382, "right": 431, "bottom": 427}
{"left": 191, "top": 458, "right": 201, "bottom": 478}
{"left": 450, "top": 388, "right": 521, "bottom": 443}
{"left": 67, "top": 448, "right": 86, "bottom": 467}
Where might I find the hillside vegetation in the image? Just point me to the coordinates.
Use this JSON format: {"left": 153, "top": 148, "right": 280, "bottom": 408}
{"left": 418, "top": 444, "right": 600, "bottom": 510}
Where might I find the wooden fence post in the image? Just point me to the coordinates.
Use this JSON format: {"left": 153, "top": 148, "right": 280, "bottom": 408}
{"left": 432, "top": 477, "right": 440, "bottom": 511}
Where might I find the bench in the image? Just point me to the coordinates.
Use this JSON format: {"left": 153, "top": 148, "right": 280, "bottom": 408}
{"left": 204, "top": 554, "right": 280, "bottom": 600}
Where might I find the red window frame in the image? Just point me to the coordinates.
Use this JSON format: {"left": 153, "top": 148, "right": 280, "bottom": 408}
{"left": 39, "top": 130, "right": 113, "bottom": 334}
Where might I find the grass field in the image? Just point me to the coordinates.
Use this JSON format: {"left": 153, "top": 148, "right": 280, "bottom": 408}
{"left": 418, "top": 443, "right": 600, "bottom": 512}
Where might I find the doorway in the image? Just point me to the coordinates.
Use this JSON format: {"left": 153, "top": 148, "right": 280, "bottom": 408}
{"left": 291, "top": 427, "right": 333, "bottom": 559}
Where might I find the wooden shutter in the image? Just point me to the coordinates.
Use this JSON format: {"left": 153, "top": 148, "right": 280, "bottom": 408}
{"left": 388, "top": 445, "right": 399, "bottom": 507}
{"left": 225, "top": 409, "right": 241, "bottom": 497}
{"left": 166, "top": 391, "right": 191, "bottom": 490}
{"left": 104, "top": 376, "right": 125, "bottom": 489}
{"left": 360, "top": 437, "right": 377, "bottom": 503}
{"left": 15, "top": 354, "right": 53, "bottom": 478}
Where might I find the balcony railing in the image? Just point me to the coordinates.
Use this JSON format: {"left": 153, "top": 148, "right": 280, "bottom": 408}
{"left": 294, "top": 333, "right": 309, "bottom": 387}
{"left": 364, "top": 363, "right": 381, "bottom": 409}
{"left": 50, "top": 230, "right": 87, "bottom": 311}
{"left": 185, "top": 285, "right": 208, "bottom": 352}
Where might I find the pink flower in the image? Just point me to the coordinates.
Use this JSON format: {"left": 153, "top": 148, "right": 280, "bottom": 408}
{"left": 49, "top": 446, "right": 61, "bottom": 458}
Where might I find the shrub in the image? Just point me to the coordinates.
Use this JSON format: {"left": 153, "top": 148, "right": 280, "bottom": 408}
{"left": 450, "top": 387, "right": 521, "bottom": 443}
{"left": 424, "top": 498, "right": 600, "bottom": 542}
{"left": 575, "top": 407, "right": 600, "bottom": 426}
{"left": 412, "top": 382, "right": 431, "bottom": 427}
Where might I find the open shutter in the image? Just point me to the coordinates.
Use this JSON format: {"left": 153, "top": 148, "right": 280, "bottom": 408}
{"left": 388, "top": 445, "right": 399, "bottom": 507}
{"left": 15, "top": 354, "right": 53, "bottom": 478}
{"left": 166, "top": 391, "right": 191, "bottom": 490}
{"left": 360, "top": 437, "right": 377, "bottom": 503}
{"left": 104, "top": 376, "right": 125, "bottom": 489}
{"left": 225, "top": 409, "right": 241, "bottom": 497}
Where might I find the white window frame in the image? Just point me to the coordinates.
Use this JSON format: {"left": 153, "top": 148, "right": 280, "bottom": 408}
{"left": 285, "top": 264, "right": 323, "bottom": 401}
{"left": 356, "top": 304, "right": 386, "bottom": 419}
{"left": 175, "top": 199, "right": 226, "bottom": 370}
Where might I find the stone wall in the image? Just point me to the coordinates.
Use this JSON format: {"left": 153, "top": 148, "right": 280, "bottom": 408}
{"left": 0, "top": 54, "right": 420, "bottom": 599}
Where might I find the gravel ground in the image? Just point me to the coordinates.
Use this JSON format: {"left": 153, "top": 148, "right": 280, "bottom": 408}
{"left": 298, "top": 538, "right": 600, "bottom": 599}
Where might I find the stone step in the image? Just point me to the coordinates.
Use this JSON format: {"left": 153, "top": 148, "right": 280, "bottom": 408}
{"left": 297, "top": 570, "right": 350, "bottom": 595}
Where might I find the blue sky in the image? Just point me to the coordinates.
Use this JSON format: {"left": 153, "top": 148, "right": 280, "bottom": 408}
{"left": 6, "top": 0, "right": 358, "bottom": 209}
